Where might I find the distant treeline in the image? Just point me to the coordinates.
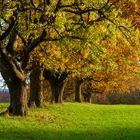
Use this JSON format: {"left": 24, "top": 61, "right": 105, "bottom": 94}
{"left": 0, "top": 90, "right": 10, "bottom": 102}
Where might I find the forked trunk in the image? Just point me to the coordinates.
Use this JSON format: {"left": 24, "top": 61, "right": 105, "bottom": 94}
{"left": 43, "top": 69, "right": 68, "bottom": 104}
{"left": 50, "top": 80, "right": 67, "bottom": 103}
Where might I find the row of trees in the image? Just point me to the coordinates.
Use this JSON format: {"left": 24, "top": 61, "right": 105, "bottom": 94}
{"left": 0, "top": 0, "right": 140, "bottom": 116}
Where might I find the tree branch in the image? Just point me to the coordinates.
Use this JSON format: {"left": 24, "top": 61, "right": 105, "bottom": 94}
{"left": 0, "top": 17, "right": 16, "bottom": 41}
{"left": 99, "top": 0, "right": 110, "bottom": 11}
{"left": 0, "top": 48, "right": 25, "bottom": 81}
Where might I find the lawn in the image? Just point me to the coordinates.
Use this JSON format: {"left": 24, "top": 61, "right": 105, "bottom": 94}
{"left": 0, "top": 103, "right": 140, "bottom": 140}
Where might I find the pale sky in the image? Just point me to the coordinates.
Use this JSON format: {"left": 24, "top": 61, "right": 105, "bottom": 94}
{"left": 0, "top": 73, "right": 8, "bottom": 89}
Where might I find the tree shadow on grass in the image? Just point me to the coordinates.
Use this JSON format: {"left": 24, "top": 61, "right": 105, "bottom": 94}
{"left": 0, "top": 126, "right": 140, "bottom": 140}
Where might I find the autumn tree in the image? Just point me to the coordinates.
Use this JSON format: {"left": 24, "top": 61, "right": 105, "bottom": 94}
{"left": 0, "top": 0, "right": 54, "bottom": 115}
{"left": 33, "top": 42, "right": 71, "bottom": 103}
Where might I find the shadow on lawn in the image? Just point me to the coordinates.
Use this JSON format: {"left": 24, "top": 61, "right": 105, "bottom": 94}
{"left": 0, "top": 127, "right": 140, "bottom": 140}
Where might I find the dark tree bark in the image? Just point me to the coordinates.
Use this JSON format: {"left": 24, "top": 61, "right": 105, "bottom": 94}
{"left": 43, "top": 69, "right": 68, "bottom": 103}
{"left": 87, "top": 93, "right": 92, "bottom": 103}
{"left": 0, "top": 68, "right": 27, "bottom": 116}
{"left": 83, "top": 82, "right": 94, "bottom": 103}
{"left": 50, "top": 79, "right": 67, "bottom": 103}
{"left": 83, "top": 93, "right": 91, "bottom": 103}
{"left": 86, "top": 82, "right": 93, "bottom": 103}
{"left": 8, "top": 79, "right": 27, "bottom": 116}
{"left": 28, "top": 62, "right": 43, "bottom": 107}
{"left": 75, "top": 79, "right": 83, "bottom": 102}
{"left": 83, "top": 92, "right": 87, "bottom": 102}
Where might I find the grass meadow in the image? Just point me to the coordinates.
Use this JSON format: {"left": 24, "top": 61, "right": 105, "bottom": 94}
{"left": 0, "top": 103, "right": 140, "bottom": 140}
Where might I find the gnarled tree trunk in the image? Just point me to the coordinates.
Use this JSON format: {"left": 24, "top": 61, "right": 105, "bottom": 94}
{"left": 0, "top": 16, "right": 47, "bottom": 116}
{"left": 1, "top": 70, "right": 27, "bottom": 116}
{"left": 0, "top": 28, "right": 28, "bottom": 116}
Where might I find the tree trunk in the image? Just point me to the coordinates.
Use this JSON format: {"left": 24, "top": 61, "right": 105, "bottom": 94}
{"left": 43, "top": 69, "right": 68, "bottom": 104}
{"left": 0, "top": 71, "right": 28, "bottom": 116}
{"left": 28, "top": 64, "right": 43, "bottom": 107}
{"left": 87, "top": 93, "right": 92, "bottom": 103}
{"left": 50, "top": 79, "right": 67, "bottom": 103}
{"left": 8, "top": 80, "right": 28, "bottom": 116}
{"left": 83, "top": 92, "right": 87, "bottom": 102}
{"left": 75, "top": 79, "right": 83, "bottom": 102}
{"left": 59, "top": 79, "right": 67, "bottom": 103}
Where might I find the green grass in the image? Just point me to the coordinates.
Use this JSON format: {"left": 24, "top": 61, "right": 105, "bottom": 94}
{"left": 0, "top": 103, "right": 140, "bottom": 140}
